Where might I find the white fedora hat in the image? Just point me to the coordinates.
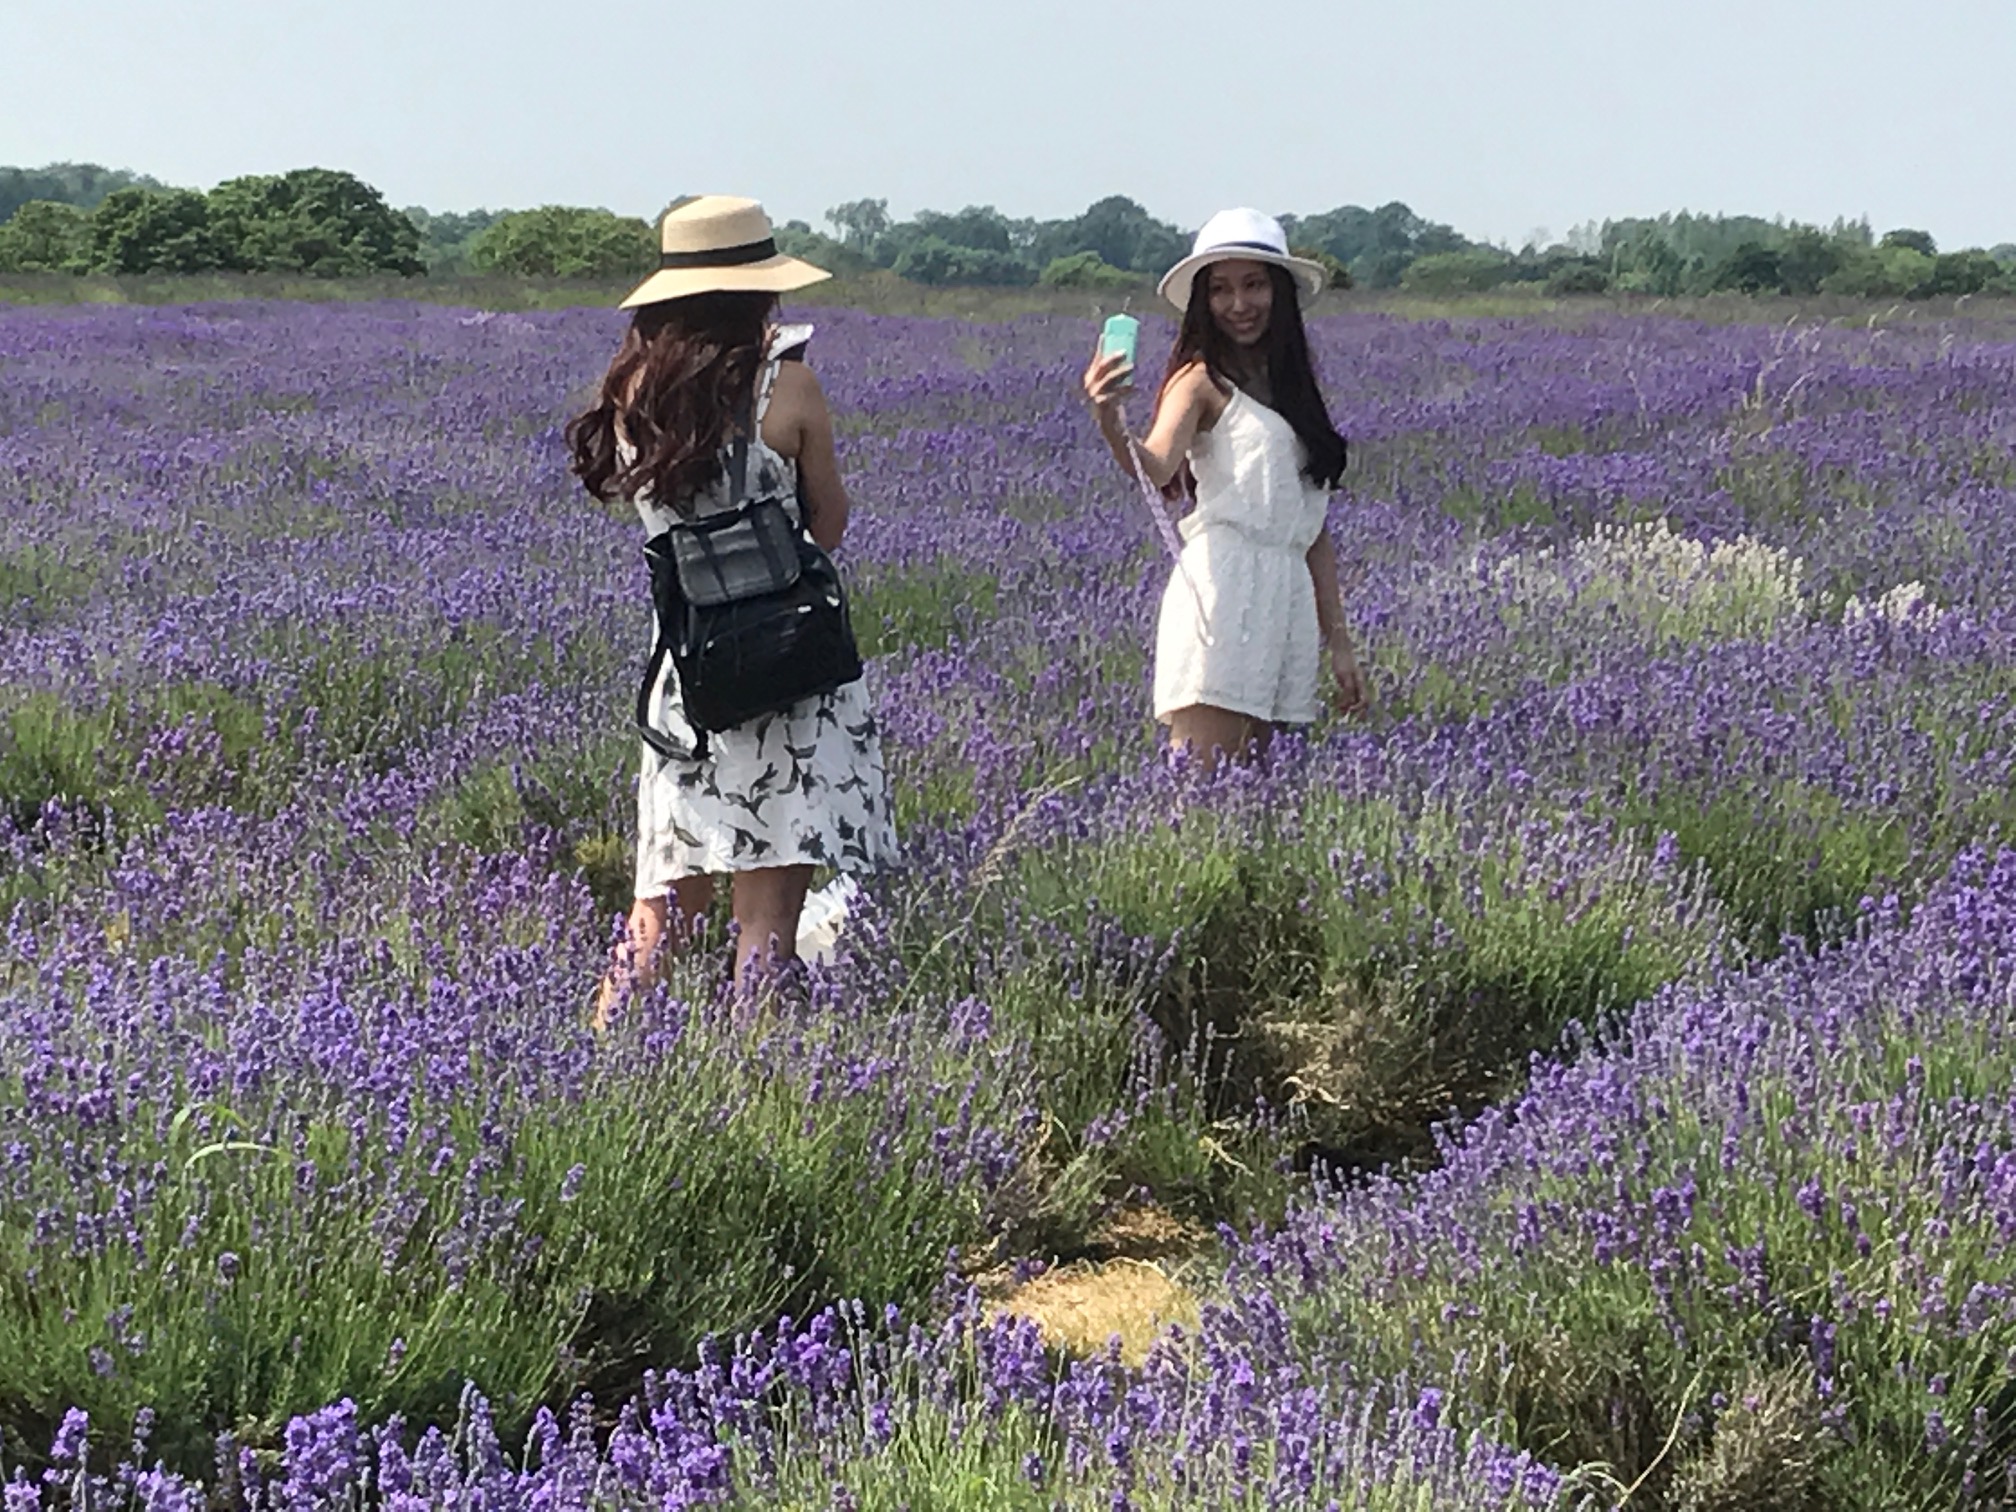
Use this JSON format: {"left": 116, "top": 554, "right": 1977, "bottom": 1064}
{"left": 619, "top": 195, "right": 830, "bottom": 310}
{"left": 1157, "top": 207, "right": 1328, "bottom": 312}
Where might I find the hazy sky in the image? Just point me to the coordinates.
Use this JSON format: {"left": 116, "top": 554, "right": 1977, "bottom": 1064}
{"left": 5, "top": 0, "right": 2013, "bottom": 250}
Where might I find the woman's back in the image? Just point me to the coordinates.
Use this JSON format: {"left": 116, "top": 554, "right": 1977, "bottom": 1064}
{"left": 630, "top": 326, "right": 808, "bottom": 534}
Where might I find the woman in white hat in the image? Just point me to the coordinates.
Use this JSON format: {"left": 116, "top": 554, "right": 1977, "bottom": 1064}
{"left": 1082, "top": 207, "right": 1365, "bottom": 769}
{"left": 568, "top": 196, "right": 898, "bottom": 1018}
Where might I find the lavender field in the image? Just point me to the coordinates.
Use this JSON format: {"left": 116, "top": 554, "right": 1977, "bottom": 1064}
{"left": 3, "top": 295, "right": 2016, "bottom": 1509}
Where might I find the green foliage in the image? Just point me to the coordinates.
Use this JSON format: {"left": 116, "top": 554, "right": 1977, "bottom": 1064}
{"left": 1776, "top": 225, "right": 1848, "bottom": 294}
{"left": 1027, "top": 195, "right": 1189, "bottom": 275}
{"left": 0, "top": 201, "right": 92, "bottom": 273}
{"left": 468, "top": 206, "right": 655, "bottom": 278}
{"left": 912, "top": 204, "right": 1021, "bottom": 255}
{"left": 1543, "top": 261, "right": 1610, "bottom": 296}
{"left": 1288, "top": 245, "right": 1352, "bottom": 290}
{"left": 1821, "top": 244, "right": 1936, "bottom": 299}
{"left": 1710, "top": 242, "right": 1785, "bottom": 295}
{"left": 3, "top": 166, "right": 2009, "bottom": 300}
{"left": 87, "top": 187, "right": 225, "bottom": 274}
{"left": 1879, "top": 227, "right": 1937, "bottom": 257}
{"left": 1400, "top": 249, "right": 1516, "bottom": 295}
{"left": 206, "top": 168, "right": 422, "bottom": 276}
{"left": 0, "top": 162, "right": 166, "bottom": 225}
{"left": 2, "top": 996, "right": 1026, "bottom": 1474}
{"left": 774, "top": 220, "right": 870, "bottom": 276}
{"left": 1916, "top": 249, "right": 2005, "bottom": 298}
{"left": 890, "top": 236, "right": 1033, "bottom": 287}
{"left": 1037, "top": 250, "right": 1139, "bottom": 290}
{"left": 824, "top": 197, "right": 892, "bottom": 252}
{"left": 1274, "top": 980, "right": 2016, "bottom": 1508}
{"left": 1612, "top": 230, "right": 1694, "bottom": 296}
{"left": 401, "top": 206, "right": 504, "bottom": 273}
{"left": 1285, "top": 202, "right": 1470, "bottom": 287}
{"left": 1603, "top": 215, "right": 1877, "bottom": 298}
{"left": 1005, "top": 792, "right": 1723, "bottom": 1165}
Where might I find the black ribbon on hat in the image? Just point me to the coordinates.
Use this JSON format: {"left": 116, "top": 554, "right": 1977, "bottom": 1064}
{"left": 658, "top": 239, "right": 778, "bottom": 270}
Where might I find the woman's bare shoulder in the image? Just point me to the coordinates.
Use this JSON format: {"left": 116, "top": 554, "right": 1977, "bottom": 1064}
{"left": 770, "top": 358, "right": 827, "bottom": 405}
{"left": 1162, "top": 359, "right": 1228, "bottom": 423}
{"left": 760, "top": 360, "right": 828, "bottom": 456}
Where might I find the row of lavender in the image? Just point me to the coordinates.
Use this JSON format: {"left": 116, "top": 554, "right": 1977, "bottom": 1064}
{"left": 2, "top": 297, "right": 2014, "bottom": 1506}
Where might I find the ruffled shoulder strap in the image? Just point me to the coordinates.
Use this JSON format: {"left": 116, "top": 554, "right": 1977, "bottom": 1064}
{"left": 757, "top": 323, "right": 815, "bottom": 419}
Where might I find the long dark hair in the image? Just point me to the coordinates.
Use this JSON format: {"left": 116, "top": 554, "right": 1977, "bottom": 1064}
{"left": 567, "top": 291, "right": 777, "bottom": 509}
{"left": 1158, "top": 262, "right": 1347, "bottom": 494}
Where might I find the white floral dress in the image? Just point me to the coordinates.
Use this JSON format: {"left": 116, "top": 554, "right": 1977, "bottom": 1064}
{"left": 629, "top": 327, "right": 899, "bottom": 898}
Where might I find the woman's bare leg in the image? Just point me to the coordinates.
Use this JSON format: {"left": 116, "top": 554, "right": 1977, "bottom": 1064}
{"left": 730, "top": 864, "right": 815, "bottom": 986}
{"left": 594, "top": 874, "right": 716, "bottom": 1030}
{"left": 1164, "top": 704, "right": 1269, "bottom": 776}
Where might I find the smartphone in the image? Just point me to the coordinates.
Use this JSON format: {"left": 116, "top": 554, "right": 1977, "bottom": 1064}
{"left": 1099, "top": 313, "right": 1139, "bottom": 372}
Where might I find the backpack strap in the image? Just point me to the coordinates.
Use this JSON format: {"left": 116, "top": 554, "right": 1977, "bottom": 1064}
{"left": 636, "top": 642, "right": 707, "bottom": 763}
{"left": 727, "top": 389, "right": 753, "bottom": 505}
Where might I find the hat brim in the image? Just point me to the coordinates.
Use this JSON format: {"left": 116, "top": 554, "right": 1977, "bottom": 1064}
{"left": 619, "top": 254, "right": 831, "bottom": 310}
{"left": 1157, "top": 249, "right": 1327, "bottom": 312}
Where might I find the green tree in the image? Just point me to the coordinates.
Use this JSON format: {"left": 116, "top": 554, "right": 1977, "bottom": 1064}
{"left": 1283, "top": 205, "right": 1379, "bottom": 267}
{"left": 773, "top": 220, "right": 870, "bottom": 276}
{"left": 1037, "top": 251, "right": 1139, "bottom": 290}
{"left": 1544, "top": 261, "right": 1610, "bottom": 296}
{"left": 1776, "top": 225, "right": 1849, "bottom": 295}
{"left": 0, "top": 200, "right": 93, "bottom": 272}
{"left": 824, "top": 198, "right": 891, "bottom": 254}
{"left": 911, "top": 205, "right": 1021, "bottom": 257}
{"left": 88, "top": 187, "right": 226, "bottom": 274}
{"left": 1400, "top": 249, "right": 1515, "bottom": 295}
{"left": 1709, "top": 242, "right": 1785, "bottom": 294}
{"left": 1880, "top": 228, "right": 1937, "bottom": 258}
{"left": 889, "top": 236, "right": 1031, "bottom": 286}
{"left": 468, "top": 206, "right": 655, "bottom": 277}
{"left": 1610, "top": 230, "right": 1692, "bottom": 296}
{"left": 0, "top": 162, "right": 165, "bottom": 224}
{"left": 402, "top": 206, "right": 503, "bottom": 274}
{"left": 1289, "top": 245, "right": 1352, "bottom": 291}
{"left": 1915, "top": 250, "right": 2004, "bottom": 298}
{"left": 1821, "top": 244, "right": 1934, "bottom": 298}
{"left": 1279, "top": 201, "right": 1471, "bottom": 289}
{"left": 207, "top": 169, "right": 422, "bottom": 276}
{"left": 1029, "top": 196, "right": 1187, "bottom": 275}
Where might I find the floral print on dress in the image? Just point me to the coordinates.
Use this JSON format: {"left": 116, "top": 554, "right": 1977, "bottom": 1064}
{"left": 626, "top": 326, "right": 899, "bottom": 896}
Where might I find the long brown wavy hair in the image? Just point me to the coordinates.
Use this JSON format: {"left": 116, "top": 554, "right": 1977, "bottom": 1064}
{"left": 567, "top": 291, "right": 777, "bottom": 511}
{"left": 1158, "top": 262, "right": 1347, "bottom": 496}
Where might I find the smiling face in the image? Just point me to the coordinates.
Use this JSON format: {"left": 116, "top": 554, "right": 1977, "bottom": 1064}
{"left": 1206, "top": 259, "right": 1275, "bottom": 349}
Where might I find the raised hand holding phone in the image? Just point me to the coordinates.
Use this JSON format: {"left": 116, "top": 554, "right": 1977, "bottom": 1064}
{"left": 1083, "top": 316, "right": 1137, "bottom": 415}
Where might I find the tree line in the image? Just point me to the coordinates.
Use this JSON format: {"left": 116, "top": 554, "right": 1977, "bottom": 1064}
{"left": 3, "top": 162, "right": 2013, "bottom": 300}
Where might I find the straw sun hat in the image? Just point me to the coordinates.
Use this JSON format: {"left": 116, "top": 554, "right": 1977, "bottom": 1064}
{"left": 1157, "top": 207, "right": 1329, "bottom": 312}
{"left": 619, "top": 195, "right": 830, "bottom": 310}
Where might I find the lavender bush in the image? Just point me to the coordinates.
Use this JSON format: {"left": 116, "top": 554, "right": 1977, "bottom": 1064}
{"left": 3, "top": 294, "right": 2015, "bottom": 1505}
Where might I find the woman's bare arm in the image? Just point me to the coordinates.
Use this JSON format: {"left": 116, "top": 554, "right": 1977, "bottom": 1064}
{"left": 1083, "top": 354, "right": 1222, "bottom": 490}
{"left": 1306, "top": 527, "right": 1348, "bottom": 643}
{"left": 772, "top": 363, "right": 850, "bottom": 553}
{"left": 1307, "top": 524, "right": 1367, "bottom": 713}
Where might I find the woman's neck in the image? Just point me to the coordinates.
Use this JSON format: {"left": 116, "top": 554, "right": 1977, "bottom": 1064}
{"left": 1226, "top": 349, "right": 1270, "bottom": 404}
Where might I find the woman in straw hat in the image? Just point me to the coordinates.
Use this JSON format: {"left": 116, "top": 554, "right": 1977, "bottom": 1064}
{"left": 1082, "top": 207, "right": 1365, "bottom": 770}
{"left": 569, "top": 196, "right": 897, "bottom": 1017}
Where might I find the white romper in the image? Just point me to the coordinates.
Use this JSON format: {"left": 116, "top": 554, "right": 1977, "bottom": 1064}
{"left": 628, "top": 327, "right": 899, "bottom": 898}
{"left": 1152, "top": 388, "right": 1334, "bottom": 726}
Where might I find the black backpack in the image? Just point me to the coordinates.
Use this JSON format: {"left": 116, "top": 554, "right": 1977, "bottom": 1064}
{"left": 635, "top": 398, "right": 863, "bottom": 762}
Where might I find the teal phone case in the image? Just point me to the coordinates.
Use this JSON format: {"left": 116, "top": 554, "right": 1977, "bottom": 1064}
{"left": 1100, "top": 313, "right": 1139, "bottom": 366}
